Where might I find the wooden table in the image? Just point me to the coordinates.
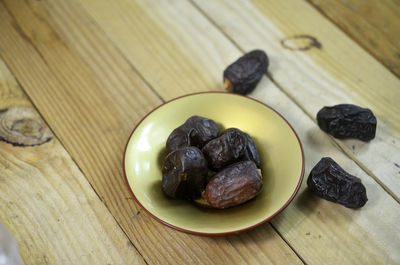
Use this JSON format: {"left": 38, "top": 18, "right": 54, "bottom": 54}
{"left": 0, "top": 0, "right": 399, "bottom": 264}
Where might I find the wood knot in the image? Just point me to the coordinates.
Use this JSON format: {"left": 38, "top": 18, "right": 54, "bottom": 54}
{"left": 281, "top": 35, "right": 322, "bottom": 51}
{"left": 0, "top": 107, "right": 53, "bottom": 146}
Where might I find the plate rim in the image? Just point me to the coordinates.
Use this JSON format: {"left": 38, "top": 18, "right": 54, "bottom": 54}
{"left": 123, "top": 91, "right": 305, "bottom": 236}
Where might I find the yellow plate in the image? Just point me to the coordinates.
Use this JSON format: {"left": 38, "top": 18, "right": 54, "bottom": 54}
{"left": 123, "top": 92, "right": 304, "bottom": 235}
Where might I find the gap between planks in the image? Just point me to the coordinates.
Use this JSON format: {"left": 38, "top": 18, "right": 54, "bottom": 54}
{"left": 125, "top": 59, "right": 165, "bottom": 104}
{"left": 188, "top": 0, "right": 400, "bottom": 205}
{"left": 269, "top": 223, "right": 307, "bottom": 265}
{"left": 0, "top": 53, "right": 150, "bottom": 265}
{"left": 305, "top": 0, "right": 400, "bottom": 80}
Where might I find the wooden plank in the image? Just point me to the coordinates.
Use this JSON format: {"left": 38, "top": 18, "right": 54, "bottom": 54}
{"left": 192, "top": 0, "right": 400, "bottom": 201}
{"left": 0, "top": 1, "right": 303, "bottom": 264}
{"left": 308, "top": 0, "right": 400, "bottom": 78}
{"left": 0, "top": 60, "right": 145, "bottom": 264}
{"left": 74, "top": 0, "right": 236, "bottom": 99}
{"left": 73, "top": 0, "right": 400, "bottom": 263}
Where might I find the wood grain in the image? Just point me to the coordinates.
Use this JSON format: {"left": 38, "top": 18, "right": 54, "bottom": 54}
{"left": 308, "top": 0, "right": 400, "bottom": 77}
{"left": 0, "top": 0, "right": 303, "bottom": 264}
{"left": 70, "top": 0, "right": 400, "bottom": 263}
{"left": 0, "top": 60, "right": 145, "bottom": 265}
{"left": 193, "top": 0, "right": 400, "bottom": 201}
{"left": 76, "top": 0, "right": 237, "bottom": 99}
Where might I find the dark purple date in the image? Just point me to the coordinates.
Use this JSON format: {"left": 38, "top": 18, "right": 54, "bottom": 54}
{"left": 162, "top": 146, "right": 208, "bottom": 200}
{"left": 317, "top": 104, "right": 376, "bottom": 141}
{"left": 202, "top": 128, "right": 260, "bottom": 171}
{"left": 307, "top": 157, "right": 368, "bottom": 208}
{"left": 166, "top": 115, "right": 219, "bottom": 154}
{"left": 223, "top": 50, "right": 269, "bottom": 95}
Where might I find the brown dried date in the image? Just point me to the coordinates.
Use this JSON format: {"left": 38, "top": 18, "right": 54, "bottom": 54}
{"left": 317, "top": 104, "right": 377, "bottom": 141}
{"left": 202, "top": 161, "right": 263, "bottom": 209}
{"left": 242, "top": 132, "right": 261, "bottom": 168}
{"left": 307, "top": 157, "right": 367, "bottom": 208}
{"left": 162, "top": 146, "right": 208, "bottom": 200}
{"left": 202, "top": 128, "right": 261, "bottom": 171}
{"left": 223, "top": 50, "right": 269, "bottom": 95}
{"left": 166, "top": 115, "right": 219, "bottom": 154}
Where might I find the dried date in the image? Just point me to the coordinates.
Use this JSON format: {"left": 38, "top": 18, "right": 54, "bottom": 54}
{"left": 307, "top": 157, "right": 367, "bottom": 208}
{"left": 202, "top": 161, "right": 263, "bottom": 209}
{"left": 166, "top": 115, "right": 219, "bottom": 154}
{"left": 202, "top": 128, "right": 246, "bottom": 171}
{"left": 162, "top": 146, "right": 208, "bottom": 200}
{"left": 242, "top": 132, "right": 261, "bottom": 168}
{"left": 223, "top": 50, "right": 269, "bottom": 95}
{"left": 317, "top": 104, "right": 376, "bottom": 141}
{"left": 202, "top": 128, "right": 260, "bottom": 171}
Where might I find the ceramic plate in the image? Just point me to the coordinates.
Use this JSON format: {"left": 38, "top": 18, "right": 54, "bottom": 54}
{"left": 123, "top": 92, "right": 304, "bottom": 235}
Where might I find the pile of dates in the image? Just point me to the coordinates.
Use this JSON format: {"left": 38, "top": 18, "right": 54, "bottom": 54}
{"left": 162, "top": 116, "right": 263, "bottom": 209}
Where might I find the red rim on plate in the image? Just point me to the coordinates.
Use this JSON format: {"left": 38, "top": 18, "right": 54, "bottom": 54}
{"left": 123, "top": 91, "right": 305, "bottom": 236}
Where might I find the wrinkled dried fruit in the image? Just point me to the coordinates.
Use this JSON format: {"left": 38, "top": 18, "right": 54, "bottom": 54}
{"left": 202, "top": 161, "right": 263, "bottom": 209}
{"left": 202, "top": 128, "right": 260, "bottom": 171}
{"left": 317, "top": 104, "right": 377, "bottom": 141}
{"left": 223, "top": 50, "right": 269, "bottom": 95}
{"left": 166, "top": 115, "right": 219, "bottom": 154}
{"left": 202, "top": 128, "right": 246, "bottom": 171}
{"left": 162, "top": 147, "right": 208, "bottom": 199}
{"left": 242, "top": 132, "right": 261, "bottom": 168}
{"left": 307, "top": 157, "right": 367, "bottom": 208}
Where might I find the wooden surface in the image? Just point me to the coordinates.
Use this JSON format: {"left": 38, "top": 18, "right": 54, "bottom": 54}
{"left": 0, "top": 60, "right": 145, "bottom": 264}
{"left": 308, "top": 0, "right": 400, "bottom": 78}
{"left": 0, "top": 0, "right": 399, "bottom": 264}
